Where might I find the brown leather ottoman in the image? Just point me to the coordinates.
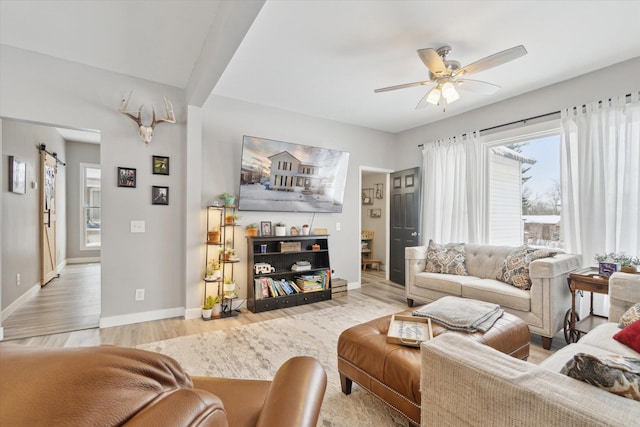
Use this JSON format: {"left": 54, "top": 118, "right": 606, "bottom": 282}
{"left": 337, "top": 307, "right": 530, "bottom": 426}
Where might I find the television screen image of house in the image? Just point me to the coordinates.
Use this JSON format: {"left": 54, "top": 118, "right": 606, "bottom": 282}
{"left": 238, "top": 136, "right": 350, "bottom": 213}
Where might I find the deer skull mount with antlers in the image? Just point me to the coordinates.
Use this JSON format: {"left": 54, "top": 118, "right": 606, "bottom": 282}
{"left": 119, "top": 92, "right": 176, "bottom": 145}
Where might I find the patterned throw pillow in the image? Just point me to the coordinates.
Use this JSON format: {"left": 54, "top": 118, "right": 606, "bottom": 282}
{"left": 614, "top": 320, "right": 640, "bottom": 353}
{"left": 620, "top": 302, "right": 640, "bottom": 327}
{"left": 560, "top": 353, "right": 640, "bottom": 401}
{"left": 497, "top": 246, "right": 556, "bottom": 290}
{"left": 425, "top": 240, "right": 467, "bottom": 276}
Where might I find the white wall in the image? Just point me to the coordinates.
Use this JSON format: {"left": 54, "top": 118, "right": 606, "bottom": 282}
{"left": 1, "top": 120, "right": 66, "bottom": 310}
{"left": 201, "top": 95, "right": 398, "bottom": 294}
{"left": 395, "top": 57, "right": 640, "bottom": 171}
{"left": 1, "top": 45, "right": 186, "bottom": 325}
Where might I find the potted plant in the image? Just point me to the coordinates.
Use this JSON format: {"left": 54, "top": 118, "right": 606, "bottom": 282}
{"left": 223, "top": 247, "right": 235, "bottom": 261}
{"left": 594, "top": 252, "right": 640, "bottom": 274}
{"left": 205, "top": 259, "right": 221, "bottom": 280}
{"left": 219, "top": 192, "right": 236, "bottom": 207}
{"left": 207, "top": 227, "right": 220, "bottom": 244}
{"left": 211, "top": 295, "right": 222, "bottom": 318}
{"left": 223, "top": 277, "right": 237, "bottom": 298}
{"left": 225, "top": 213, "right": 241, "bottom": 225}
{"left": 301, "top": 224, "right": 310, "bottom": 235}
{"left": 202, "top": 295, "right": 215, "bottom": 319}
{"left": 274, "top": 222, "right": 287, "bottom": 236}
{"left": 246, "top": 223, "right": 259, "bottom": 237}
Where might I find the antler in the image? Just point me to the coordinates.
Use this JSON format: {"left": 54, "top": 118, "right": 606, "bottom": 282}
{"left": 118, "top": 91, "right": 143, "bottom": 126}
{"left": 152, "top": 97, "right": 176, "bottom": 126}
{"left": 119, "top": 91, "right": 175, "bottom": 145}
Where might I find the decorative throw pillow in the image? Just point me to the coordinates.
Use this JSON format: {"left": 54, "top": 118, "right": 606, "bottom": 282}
{"left": 614, "top": 320, "right": 640, "bottom": 353}
{"left": 425, "top": 240, "right": 467, "bottom": 276}
{"left": 497, "top": 246, "right": 556, "bottom": 290}
{"left": 620, "top": 302, "right": 640, "bottom": 327}
{"left": 560, "top": 353, "right": 640, "bottom": 401}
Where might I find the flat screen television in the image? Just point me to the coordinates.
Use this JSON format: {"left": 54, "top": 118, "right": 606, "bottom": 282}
{"left": 238, "top": 135, "right": 350, "bottom": 213}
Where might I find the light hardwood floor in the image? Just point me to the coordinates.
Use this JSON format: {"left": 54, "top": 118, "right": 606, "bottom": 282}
{"left": 2, "top": 268, "right": 565, "bottom": 364}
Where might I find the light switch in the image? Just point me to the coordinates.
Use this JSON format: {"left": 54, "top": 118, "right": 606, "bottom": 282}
{"left": 131, "top": 220, "right": 145, "bottom": 233}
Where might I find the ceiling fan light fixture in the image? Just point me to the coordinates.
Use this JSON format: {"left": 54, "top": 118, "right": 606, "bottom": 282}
{"left": 426, "top": 86, "right": 441, "bottom": 105}
{"left": 441, "top": 81, "right": 459, "bottom": 103}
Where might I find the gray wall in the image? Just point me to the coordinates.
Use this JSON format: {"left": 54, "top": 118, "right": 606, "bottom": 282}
{"left": 65, "top": 140, "right": 100, "bottom": 261}
{"left": 201, "top": 95, "right": 398, "bottom": 292}
{"left": 1, "top": 119, "right": 67, "bottom": 310}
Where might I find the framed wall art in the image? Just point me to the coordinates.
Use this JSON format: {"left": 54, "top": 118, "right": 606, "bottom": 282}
{"left": 152, "top": 155, "right": 169, "bottom": 175}
{"left": 260, "top": 221, "right": 272, "bottom": 236}
{"left": 9, "top": 156, "right": 27, "bottom": 194}
{"left": 152, "top": 186, "right": 169, "bottom": 205}
{"left": 117, "top": 167, "right": 136, "bottom": 188}
{"left": 370, "top": 208, "right": 381, "bottom": 218}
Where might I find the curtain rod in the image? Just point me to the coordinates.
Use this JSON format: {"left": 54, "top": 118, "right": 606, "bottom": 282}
{"left": 417, "top": 92, "right": 635, "bottom": 147}
{"left": 36, "top": 143, "right": 66, "bottom": 166}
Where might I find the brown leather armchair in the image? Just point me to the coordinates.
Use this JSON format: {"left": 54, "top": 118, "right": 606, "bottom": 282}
{"left": 0, "top": 343, "right": 327, "bottom": 427}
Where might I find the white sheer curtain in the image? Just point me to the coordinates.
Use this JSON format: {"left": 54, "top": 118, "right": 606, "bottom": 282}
{"left": 560, "top": 92, "right": 640, "bottom": 265}
{"left": 422, "top": 131, "right": 485, "bottom": 244}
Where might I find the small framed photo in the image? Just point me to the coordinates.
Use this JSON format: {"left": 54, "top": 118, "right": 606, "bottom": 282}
{"left": 118, "top": 167, "right": 136, "bottom": 188}
{"left": 370, "top": 208, "right": 381, "bottom": 218}
{"left": 9, "top": 156, "right": 27, "bottom": 194}
{"left": 152, "top": 186, "right": 169, "bottom": 205}
{"left": 152, "top": 156, "right": 169, "bottom": 175}
{"left": 261, "top": 221, "right": 272, "bottom": 237}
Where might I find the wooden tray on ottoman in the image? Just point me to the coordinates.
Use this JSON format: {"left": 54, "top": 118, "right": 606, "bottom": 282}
{"left": 386, "top": 315, "right": 433, "bottom": 347}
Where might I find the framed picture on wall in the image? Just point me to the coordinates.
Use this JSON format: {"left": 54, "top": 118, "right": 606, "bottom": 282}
{"left": 9, "top": 156, "right": 27, "bottom": 194}
{"left": 152, "top": 156, "right": 170, "bottom": 175}
{"left": 370, "top": 208, "right": 381, "bottom": 218}
{"left": 117, "top": 167, "right": 136, "bottom": 188}
{"left": 152, "top": 186, "right": 169, "bottom": 205}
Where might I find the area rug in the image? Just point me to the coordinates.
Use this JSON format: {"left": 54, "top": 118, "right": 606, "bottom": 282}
{"left": 137, "top": 300, "right": 408, "bottom": 427}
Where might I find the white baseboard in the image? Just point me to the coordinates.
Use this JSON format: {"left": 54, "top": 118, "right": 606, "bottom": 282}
{"left": 0, "top": 327, "right": 4, "bottom": 341}
{"left": 67, "top": 257, "right": 101, "bottom": 264}
{"left": 348, "top": 281, "right": 361, "bottom": 290}
{"left": 99, "top": 307, "right": 184, "bottom": 328}
{"left": 57, "top": 259, "right": 67, "bottom": 271}
{"left": 1, "top": 284, "right": 40, "bottom": 322}
{"left": 185, "top": 299, "right": 246, "bottom": 319}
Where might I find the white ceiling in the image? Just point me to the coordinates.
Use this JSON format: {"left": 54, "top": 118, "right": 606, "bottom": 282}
{"left": 2, "top": 0, "right": 640, "bottom": 134}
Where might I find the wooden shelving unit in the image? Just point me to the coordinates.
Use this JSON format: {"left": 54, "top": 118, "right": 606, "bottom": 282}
{"left": 247, "top": 234, "right": 332, "bottom": 313}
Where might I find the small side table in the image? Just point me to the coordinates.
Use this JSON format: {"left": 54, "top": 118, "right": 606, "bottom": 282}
{"left": 564, "top": 268, "right": 609, "bottom": 344}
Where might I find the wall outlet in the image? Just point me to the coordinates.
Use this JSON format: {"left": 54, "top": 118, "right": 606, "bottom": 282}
{"left": 16, "top": 273, "right": 21, "bottom": 286}
{"left": 135, "top": 288, "right": 145, "bottom": 301}
{"left": 131, "top": 220, "right": 145, "bottom": 233}
{"left": 335, "top": 222, "right": 341, "bottom": 231}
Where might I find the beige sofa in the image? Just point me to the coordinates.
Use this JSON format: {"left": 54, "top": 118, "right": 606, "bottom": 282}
{"left": 420, "top": 271, "right": 640, "bottom": 427}
{"left": 405, "top": 243, "right": 581, "bottom": 349}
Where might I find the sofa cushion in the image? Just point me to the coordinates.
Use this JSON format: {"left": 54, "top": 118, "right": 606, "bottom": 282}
{"left": 497, "top": 246, "right": 556, "bottom": 290}
{"left": 425, "top": 240, "right": 467, "bottom": 275}
{"left": 614, "top": 321, "right": 640, "bottom": 353}
{"left": 560, "top": 353, "right": 640, "bottom": 401}
{"left": 414, "top": 272, "right": 481, "bottom": 295}
{"left": 579, "top": 323, "right": 640, "bottom": 357}
{"left": 620, "top": 302, "right": 640, "bottom": 327}
{"left": 461, "top": 279, "right": 530, "bottom": 312}
{"left": 464, "top": 243, "right": 513, "bottom": 279}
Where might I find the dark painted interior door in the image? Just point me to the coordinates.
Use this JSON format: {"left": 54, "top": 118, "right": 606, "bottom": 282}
{"left": 389, "top": 167, "right": 421, "bottom": 285}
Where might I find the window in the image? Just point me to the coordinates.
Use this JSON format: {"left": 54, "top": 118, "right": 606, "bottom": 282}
{"left": 81, "top": 163, "right": 101, "bottom": 250}
{"left": 484, "top": 122, "right": 562, "bottom": 248}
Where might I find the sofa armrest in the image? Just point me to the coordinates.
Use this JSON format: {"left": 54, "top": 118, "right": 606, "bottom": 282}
{"left": 529, "top": 253, "right": 582, "bottom": 279}
{"left": 405, "top": 245, "right": 427, "bottom": 290}
{"left": 609, "top": 272, "right": 640, "bottom": 321}
{"left": 421, "top": 334, "right": 640, "bottom": 427}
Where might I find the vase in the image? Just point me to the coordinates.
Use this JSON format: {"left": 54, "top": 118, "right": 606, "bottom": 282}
{"left": 275, "top": 226, "right": 286, "bottom": 236}
{"left": 202, "top": 308, "right": 213, "bottom": 319}
{"left": 247, "top": 228, "right": 258, "bottom": 237}
{"left": 302, "top": 226, "right": 310, "bottom": 235}
{"left": 208, "top": 231, "right": 220, "bottom": 243}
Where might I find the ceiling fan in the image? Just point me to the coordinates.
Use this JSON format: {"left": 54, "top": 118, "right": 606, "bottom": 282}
{"left": 374, "top": 45, "right": 527, "bottom": 109}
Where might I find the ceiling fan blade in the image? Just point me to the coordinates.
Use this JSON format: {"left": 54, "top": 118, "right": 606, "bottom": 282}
{"left": 417, "top": 48, "right": 446, "bottom": 75}
{"left": 455, "top": 45, "right": 527, "bottom": 77}
{"left": 455, "top": 79, "right": 501, "bottom": 95}
{"left": 374, "top": 80, "right": 433, "bottom": 93}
